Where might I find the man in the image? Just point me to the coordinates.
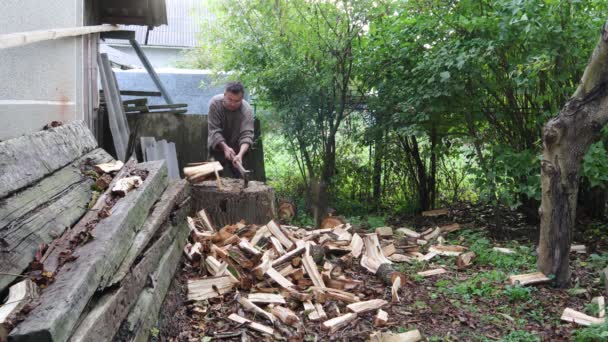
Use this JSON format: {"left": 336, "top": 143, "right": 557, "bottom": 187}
{"left": 207, "top": 82, "right": 254, "bottom": 177}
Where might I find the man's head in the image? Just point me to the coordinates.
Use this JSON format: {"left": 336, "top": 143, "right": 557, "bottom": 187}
{"left": 223, "top": 81, "right": 245, "bottom": 111}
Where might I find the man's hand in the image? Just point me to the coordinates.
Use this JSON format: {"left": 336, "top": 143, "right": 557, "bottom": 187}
{"left": 232, "top": 153, "right": 243, "bottom": 168}
{"left": 221, "top": 143, "right": 236, "bottom": 161}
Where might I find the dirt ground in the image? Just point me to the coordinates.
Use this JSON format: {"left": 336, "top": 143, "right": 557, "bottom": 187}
{"left": 155, "top": 203, "right": 607, "bottom": 341}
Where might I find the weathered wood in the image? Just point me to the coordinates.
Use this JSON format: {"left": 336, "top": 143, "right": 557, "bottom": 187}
{"left": 108, "top": 180, "right": 190, "bottom": 285}
{"left": 115, "top": 235, "right": 185, "bottom": 342}
{"left": 69, "top": 205, "right": 189, "bottom": 341}
{"left": 94, "top": 160, "right": 124, "bottom": 174}
{"left": 10, "top": 161, "right": 168, "bottom": 342}
{"left": 248, "top": 293, "right": 286, "bottom": 304}
{"left": 561, "top": 308, "right": 605, "bottom": 326}
{"left": 0, "top": 280, "right": 38, "bottom": 324}
{"left": 508, "top": 272, "right": 550, "bottom": 286}
{"left": 321, "top": 313, "right": 357, "bottom": 333}
{"left": 0, "top": 148, "right": 113, "bottom": 292}
{"left": 187, "top": 276, "right": 238, "bottom": 301}
{"left": 347, "top": 299, "right": 387, "bottom": 314}
{"left": 0, "top": 25, "right": 119, "bottom": 49}
{"left": 228, "top": 314, "right": 274, "bottom": 335}
{"left": 192, "top": 178, "right": 276, "bottom": 227}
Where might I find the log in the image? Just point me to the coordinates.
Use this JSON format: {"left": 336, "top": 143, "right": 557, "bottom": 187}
{"left": 10, "top": 161, "right": 168, "bottom": 342}
{"left": 361, "top": 234, "right": 403, "bottom": 286}
{"left": 508, "top": 272, "right": 550, "bottom": 286}
{"left": 439, "top": 223, "right": 461, "bottom": 234}
{"left": 375, "top": 227, "right": 393, "bottom": 238}
{"left": 0, "top": 148, "right": 113, "bottom": 292}
{"left": 187, "top": 276, "right": 238, "bottom": 301}
{"left": 0, "top": 280, "right": 38, "bottom": 324}
{"left": 228, "top": 314, "right": 274, "bottom": 335}
{"left": 0, "top": 120, "right": 98, "bottom": 199}
{"left": 561, "top": 308, "right": 605, "bottom": 326}
{"left": 373, "top": 309, "right": 388, "bottom": 327}
{"left": 183, "top": 161, "right": 223, "bottom": 181}
{"left": 112, "top": 236, "right": 185, "bottom": 342}
{"left": 237, "top": 296, "right": 275, "bottom": 323}
{"left": 347, "top": 299, "right": 387, "bottom": 314}
{"left": 272, "top": 306, "right": 300, "bottom": 326}
{"left": 321, "top": 313, "right": 357, "bottom": 333}
{"left": 191, "top": 178, "right": 276, "bottom": 227}
{"left": 69, "top": 205, "right": 189, "bottom": 341}
{"left": 248, "top": 293, "right": 286, "bottom": 304}
{"left": 109, "top": 180, "right": 190, "bottom": 285}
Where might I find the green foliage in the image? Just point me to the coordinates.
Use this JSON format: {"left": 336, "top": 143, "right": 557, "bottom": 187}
{"left": 582, "top": 142, "right": 608, "bottom": 188}
{"left": 502, "top": 285, "right": 534, "bottom": 302}
{"left": 463, "top": 231, "right": 536, "bottom": 273}
{"left": 452, "top": 270, "right": 504, "bottom": 299}
{"left": 500, "top": 330, "right": 541, "bottom": 342}
{"left": 573, "top": 321, "right": 608, "bottom": 342}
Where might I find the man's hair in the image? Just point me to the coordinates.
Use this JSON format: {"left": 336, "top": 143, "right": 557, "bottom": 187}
{"left": 225, "top": 81, "right": 244, "bottom": 95}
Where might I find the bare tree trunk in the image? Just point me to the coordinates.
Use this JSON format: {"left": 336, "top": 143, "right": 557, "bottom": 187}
{"left": 538, "top": 22, "right": 608, "bottom": 287}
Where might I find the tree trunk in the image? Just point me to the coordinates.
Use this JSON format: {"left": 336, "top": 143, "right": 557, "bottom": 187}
{"left": 538, "top": 22, "right": 608, "bottom": 287}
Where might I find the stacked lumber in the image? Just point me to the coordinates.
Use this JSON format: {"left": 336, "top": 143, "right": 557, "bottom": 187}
{"left": 182, "top": 216, "right": 417, "bottom": 340}
{"left": 0, "top": 121, "right": 192, "bottom": 342}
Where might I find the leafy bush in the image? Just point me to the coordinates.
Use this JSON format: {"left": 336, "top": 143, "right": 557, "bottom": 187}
{"left": 573, "top": 321, "right": 608, "bottom": 342}
{"left": 500, "top": 330, "right": 541, "bottom": 342}
{"left": 582, "top": 141, "right": 608, "bottom": 187}
{"left": 502, "top": 285, "right": 534, "bottom": 302}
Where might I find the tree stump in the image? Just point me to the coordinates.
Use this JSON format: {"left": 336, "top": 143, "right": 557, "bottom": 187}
{"left": 191, "top": 178, "right": 276, "bottom": 227}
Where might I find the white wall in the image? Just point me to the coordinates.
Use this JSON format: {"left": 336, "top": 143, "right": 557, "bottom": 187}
{"left": 108, "top": 44, "right": 188, "bottom": 68}
{"left": 0, "top": 0, "right": 86, "bottom": 141}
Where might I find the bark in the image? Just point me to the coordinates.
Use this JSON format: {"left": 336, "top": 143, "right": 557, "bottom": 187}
{"left": 538, "top": 21, "right": 608, "bottom": 287}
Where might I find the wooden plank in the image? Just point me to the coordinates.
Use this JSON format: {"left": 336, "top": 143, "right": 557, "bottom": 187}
{"left": 508, "top": 272, "right": 550, "bottom": 286}
{"left": 9, "top": 161, "right": 168, "bottom": 342}
{"left": 228, "top": 314, "right": 274, "bottom": 335}
{"left": 0, "top": 120, "right": 98, "bottom": 199}
{"left": 561, "top": 308, "right": 605, "bottom": 326}
{"left": 108, "top": 180, "right": 190, "bottom": 285}
{"left": 99, "top": 53, "right": 130, "bottom": 161}
{"left": 347, "top": 299, "right": 388, "bottom": 314}
{"left": 0, "top": 25, "right": 119, "bottom": 49}
{"left": 112, "top": 234, "right": 185, "bottom": 342}
{"left": 0, "top": 148, "right": 113, "bottom": 292}
{"left": 70, "top": 209, "right": 189, "bottom": 341}
{"left": 321, "top": 313, "right": 357, "bottom": 333}
{"left": 187, "top": 276, "right": 237, "bottom": 301}
{"left": 148, "top": 103, "right": 188, "bottom": 110}
{"left": 118, "top": 90, "right": 162, "bottom": 97}
{"left": 129, "top": 39, "right": 174, "bottom": 104}
{"left": 248, "top": 293, "right": 286, "bottom": 304}
{"left": 267, "top": 220, "right": 294, "bottom": 249}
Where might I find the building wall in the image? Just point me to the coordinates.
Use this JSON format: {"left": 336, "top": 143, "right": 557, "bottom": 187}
{"left": 108, "top": 44, "right": 188, "bottom": 68}
{"left": 0, "top": 0, "right": 86, "bottom": 141}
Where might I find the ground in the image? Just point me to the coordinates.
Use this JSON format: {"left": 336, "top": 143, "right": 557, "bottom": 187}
{"left": 155, "top": 203, "right": 607, "bottom": 341}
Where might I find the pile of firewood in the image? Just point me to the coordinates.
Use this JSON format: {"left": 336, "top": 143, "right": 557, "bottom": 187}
{"left": 182, "top": 210, "right": 466, "bottom": 340}
{"left": 0, "top": 121, "right": 191, "bottom": 341}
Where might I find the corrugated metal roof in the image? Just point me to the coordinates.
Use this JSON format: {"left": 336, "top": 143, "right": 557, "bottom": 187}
{"left": 104, "top": 0, "right": 212, "bottom": 48}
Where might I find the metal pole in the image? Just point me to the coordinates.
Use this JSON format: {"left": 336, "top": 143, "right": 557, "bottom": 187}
{"left": 129, "top": 39, "right": 174, "bottom": 104}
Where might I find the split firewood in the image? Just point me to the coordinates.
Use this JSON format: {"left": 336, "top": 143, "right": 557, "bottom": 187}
{"left": 375, "top": 227, "right": 393, "bottom": 238}
{"left": 349, "top": 233, "right": 364, "bottom": 258}
{"left": 237, "top": 295, "right": 275, "bottom": 323}
{"left": 111, "top": 176, "right": 142, "bottom": 196}
{"left": 382, "top": 243, "right": 396, "bottom": 257}
{"left": 187, "top": 276, "right": 237, "bottom": 301}
{"left": 370, "top": 329, "right": 422, "bottom": 342}
{"left": 373, "top": 309, "right": 388, "bottom": 328}
{"left": 205, "top": 256, "right": 228, "bottom": 276}
{"left": 321, "top": 313, "right": 357, "bottom": 333}
{"left": 388, "top": 254, "right": 413, "bottom": 263}
{"left": 570, "top": 244, "right": 587, "bottom": 254}
{"left": 439, "top": 223, "right": 461, "bottom": 234}
{"left": 493, "top": 247, "right": 515, "bottom": 254}
{"left": 94, "top": 160, "right": 124, "bottom": 174}
{"left": 303, "top": 300, "right": 327, "bottom": 321}
{"left": 416, "top": 239, "right": 428, "bottom": 246}
{"left": 266, "top": 266, "right": 295, "bottom": 288}
{"left": 183, "top": 161, "right": 223, "bottom": 182}
{"left": 248, "top": 292, "right": 286, "bottom": 304}
{"left": 561, "top": 308, "right": 605, "bottom": 326}
{"left": 267, "top": 220, "right": 294, "bottom": 249}
{"left": 251, "top": 225, "right": 270, "bottom": 246}
{"left": 591, "top": 296, "right": 605, "bottom": 318}
{"left": 187, "top": 242, "right": 203, "bottom": 262}
{"left": 310, "top": 287, "right": 360, "bottom": 303}
{"left": 228, "top": 313, "right": 274, "bottom": 335}
{"left": 303, "top": 250, "right": 326, "bottom": 288}
{"left": 211, "top": 244, "right": 229, "bottom": 259}
{"left": 270, "top": 236, "right": 287, "bottom": 255}
{"left": 429, "top": 245, "right": 467, "bottom": 256}
{"left": 396, "top": 227, "right": 420, "bottom": 238}
{"left": 212, "top": 224, "right": 239, "bottom": 244}
{"left": 239, "top": 239, "right": 261, "bottom": 257}
{"left": 272, "top": 306, "right": 301, "bottom": 326}
{"left": 391, "top": 276, "right": 401, "bottom": 302}
{"left": 457, "top": 251, "right": 476, "bottom": 269}
{"left": 417, "top": 268, "right": 447, "bottom": 277}
{"left": 361, "top": 234, "right": 404, "bottom": 286}
{"left": 423, "top": 227, "right": 441, "bottom": 241}
{"left": 0, "top": 280, "right": 38, "bottom": 325}
{"left": 421, "top": 208, "right": 448, "bottom": 217}
{"left": 196, "top": 209, "right": 215, "bottom": 231}
{"left": 320, "top": 216, "right": 346, "bottom": 229}
{"left": 420, "top": 227, "right": 434, "bottom": 236}
{"left": 278, "top": 265, "right": 298, "bottom": 278}
{"left": 272, "top": 241, "right": 306, "bottom": 267}
{"left": 347, "top": 299, "right": 387, "bottom": 314}
{"left": 508, "top": 272, "right": 550, "bottom": 286}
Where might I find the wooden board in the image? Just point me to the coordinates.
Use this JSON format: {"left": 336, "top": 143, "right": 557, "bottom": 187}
{"left": 0, "top": 120, "right": 98, "bottom": 199}
{"left": 0, "top": 148, "right": 113, "bottom": 292}
{"left": 70, "top": 208, "right": 189, "bottom": 341}
{"left": 10, "top": 161, "right": 168, "bottom": 342}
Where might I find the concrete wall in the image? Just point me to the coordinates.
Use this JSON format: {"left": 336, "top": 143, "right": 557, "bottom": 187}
{"left": 108, "top": 44, "right": 188, "bottom": 68}
{"left": 0, "top": 0, "right": 88, "bottom": 141}
{"left": 114, "top": 68, "right": 226, "bottom": 114}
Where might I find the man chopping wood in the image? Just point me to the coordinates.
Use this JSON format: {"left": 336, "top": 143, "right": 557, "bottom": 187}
{"left": 207, "top": 82, "right": 254, "bottom": 177}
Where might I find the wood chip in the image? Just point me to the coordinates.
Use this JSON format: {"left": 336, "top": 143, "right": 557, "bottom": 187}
{"left": 111, "top": 176, "right": 142, "bottom": 196}
{"left": 228, "top": 313, "right": 274, "bottom": 335}
{"left": 456, "top": 251, "right": 476, "bottom": 269}
{"left": 571, "top": 244, "right": 587, "bottom": 254}
{"left": 493, "top": 247, "right": 515, "bottom": 254}
{"left": 373, "top": 309, "right": 388, "bottom": 327}
{"left": 508, "top": 272, "right": 550, "bottom": 286}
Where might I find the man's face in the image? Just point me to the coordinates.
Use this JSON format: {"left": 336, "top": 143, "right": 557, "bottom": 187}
{"left": 223, "top": 91, "right": 244, "bottom": 111}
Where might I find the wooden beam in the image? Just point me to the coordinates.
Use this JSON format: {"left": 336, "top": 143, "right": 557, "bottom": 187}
{"left": 129, "top": 39, "right": 174, "bottom": 104}
{"left": 0, "top": 25, "right": 119, "bottom": 49}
